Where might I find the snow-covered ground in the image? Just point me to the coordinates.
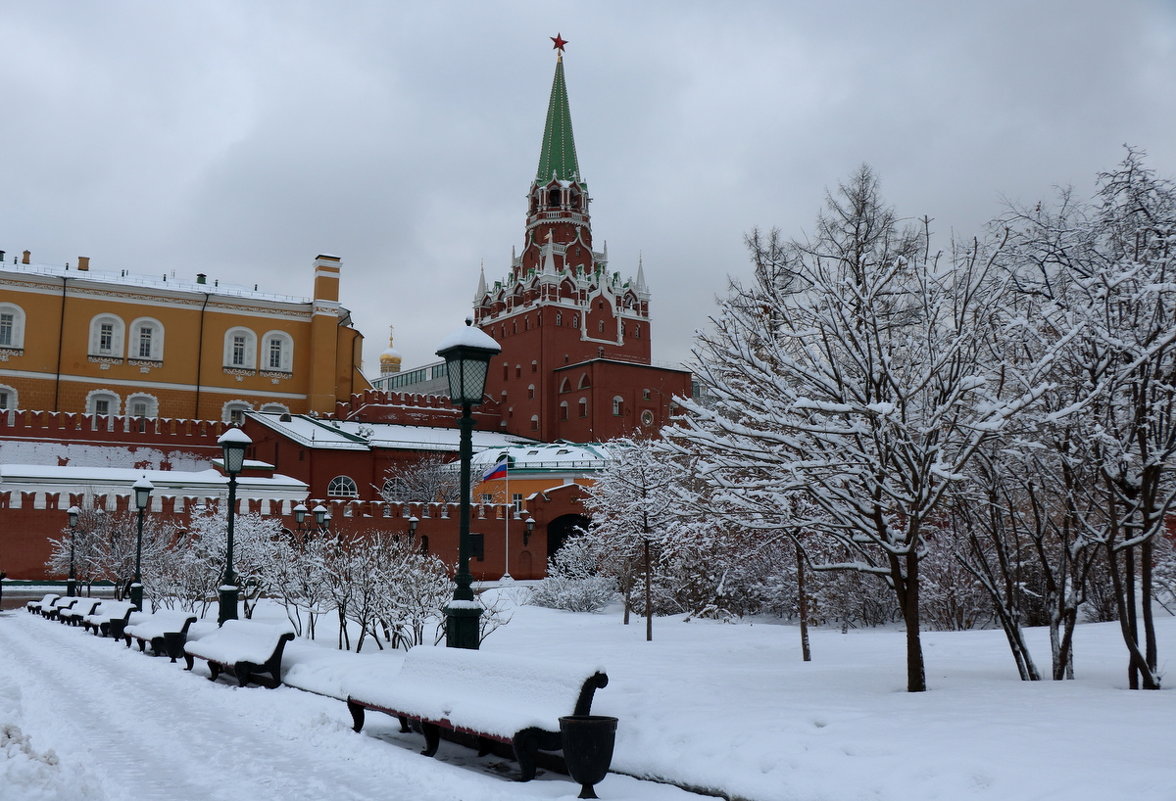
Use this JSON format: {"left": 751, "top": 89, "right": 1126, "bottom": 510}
{"left": 2, "top": 590, "right": 1174, "bottom": 801}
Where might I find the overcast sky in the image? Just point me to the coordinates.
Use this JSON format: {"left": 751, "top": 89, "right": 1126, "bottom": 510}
{"left": 3, "top": 1, "right": 1174, "bottom": 375}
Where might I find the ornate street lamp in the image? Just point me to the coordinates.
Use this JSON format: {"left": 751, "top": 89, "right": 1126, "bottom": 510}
{"left": 313, "top": 503, "right": 328, "bottom": 530}
{"left": 436, "top": 318, "right": 501, "bottom": 649}
{"left": 217, "top": 427, "right": 252, "bottom": 625}
{"left": 523, "top": 513, "right": 536, "bottom": 548}
{"left": 66, "top": 505, "right": 81, "bottom": 597}
{"left": 130, "top": 477, "right": 154, "bottom": 611}
{"left": 407, "top": 515, "right": 419, "bottom": 542}
{"left": 293, "top": 502, "right": 308, "bottom": 530}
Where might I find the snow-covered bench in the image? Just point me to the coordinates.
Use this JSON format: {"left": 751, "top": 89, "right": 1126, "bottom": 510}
{"left": 345, "top": 646, "right": 609, "bottom": 781}
{"left": 183, "top": 620, "right": 295, "bottom": 688}
{"left": 83, "top": 601, "right": 138, "bottom": 638}
{"left": 25, "top": 593, "right": 60, "bottom": 615}
{"left": 59, "top": 598, "right": 104, "bottom": 626}
{"left": 46, "top": 596, "right": 81, "bottom": 621}
{"left": 124, "top": 611, "right": 199, "bottom": 661}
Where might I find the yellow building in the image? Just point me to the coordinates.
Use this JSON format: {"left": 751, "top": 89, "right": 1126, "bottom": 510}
{"left": 0, "top": 249, "right": 369, "bottom": 421}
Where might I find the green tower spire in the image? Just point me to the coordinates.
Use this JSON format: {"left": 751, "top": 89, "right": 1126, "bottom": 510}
{"left": 535, "top": 52, "right": 581, "bottom": 184}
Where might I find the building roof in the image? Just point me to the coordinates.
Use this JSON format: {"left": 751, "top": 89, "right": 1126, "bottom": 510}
{"left": 0, "top": 463, "right": 308, "bottom": 499}
{"left": 1, "top": 257, "right": 309, "bottom": 306}
{"left": 471, "top": 441, "right": 611, "bottom": 474}
{"left": 247, "top": 411, "right": 534, "bottom": 453}
{"left": 535, "top": 54, "right": 581, "bottom": 184}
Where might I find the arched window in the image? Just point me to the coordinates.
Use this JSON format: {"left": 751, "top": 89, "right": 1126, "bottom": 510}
{"left": 578, "top": 397, "right": 588, "bottom": 417}
{"left": 598, "top": 320, "right": 605, "bottom": 334}
{"left": 260, "top": 403, "right": 289, "bottom": 414}
{"left": 86, "top": 389, "right": 121, "bottom": 416}
{"left": 0, "top": 303, "right": 26, "bottom": 349}
{"left": 128, "top": 317, "right": 164, "bottom": 361}
{"left": 531, "top": 360, "right": 538, "bottom": 373}
{"left": 634, "top": 324, "right": 641, "bottom": 339}
{"left": 222, "top": 400, "right": 253, "bottom": 424}
{"left": 578, "top": 374, "right": 590, "bottom": 390}
{"left": 0, "top": 384, "right": 18, "bottom": 411}
{"left": 527, "top": 384, "right": 535, "bottom": 400}
{"left": 224, "top": 327, "right": 257, "bottom": 369}
{"left": 328, "top": 475, "right": 359, "bottom": 498}
{"left": 555, "top": 312, "right": 563, "bottom": 326}
{"left": 559, "top": 401, "right": 569, "bottom": 420}
{"left": 530, "top": 414, "right": 539, "bottom": 431}
{"left": 559, "top": 378, "right": 571, "bottom": 393}
{"left": 126, "top": 393, "right": 158, "bottom": 418}
{"left": 572, "top": 314, "right": 579, "bottom": 329}
{"left": 261, "top": 330, "right": 294, "bottom": 372}
{"left": 89, "top": 314, "right": 125, "bottom": 357}
{"left": 612, "top": 395, "right": 623, "bottom": 416}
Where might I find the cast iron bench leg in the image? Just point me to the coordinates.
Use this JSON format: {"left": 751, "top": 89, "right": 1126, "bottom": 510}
{"left": 397, "top": 715, "right": 411, "bottom": 734}
{"left": 348, "top": 701, "right": 366, "bottom": 732}
{"left": 420, "top": 722, "right": 441, "bottom": 757}
{"left": 512, "top": 728, "right": 542, "bottom": 782}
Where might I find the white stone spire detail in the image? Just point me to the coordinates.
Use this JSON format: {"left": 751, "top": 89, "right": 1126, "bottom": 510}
{"left": 475, "top": 261, "right": 487, "bottom": 300}
{"left": 635, "top": 251, "right": 650, "bottom": 299}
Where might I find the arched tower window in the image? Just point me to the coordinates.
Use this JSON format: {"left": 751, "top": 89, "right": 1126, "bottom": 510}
{"left": 89, "top": 314, "right": 125, "bottom": 357}
{"left": 560, "top": 401, "right": 569, "bottom": 420}
{"left": 578, "top": 397, "right": 588, "bottom": 417}
{"left": 221, "top": 400, "right": 253, "bottom": 424}
{"left": 612, "top": 395, "right": 623, "bottom": 416}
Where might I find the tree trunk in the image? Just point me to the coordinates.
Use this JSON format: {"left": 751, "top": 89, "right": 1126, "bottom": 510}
{"left": 796, "top": 542, "right": 811, "bottom": 662}
{"left": 891, "top": 549, "right": 926, "bottom": 692}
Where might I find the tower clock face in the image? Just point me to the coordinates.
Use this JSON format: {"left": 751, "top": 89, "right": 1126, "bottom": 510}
{"left": 640, "top": 409, "right": 654, "bottom": 426}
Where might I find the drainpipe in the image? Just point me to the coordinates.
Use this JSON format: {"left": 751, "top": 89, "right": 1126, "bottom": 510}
{"left": 53, "top": 277, "right": 69, "bottom": 410}
{"left": 194, "top": 292, "right": 210, "bottom": 418}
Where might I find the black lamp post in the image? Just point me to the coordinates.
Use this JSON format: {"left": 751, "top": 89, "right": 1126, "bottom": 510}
{"left": 293, "top": 503, "right": 308, "bottom": 529}
{"left": 313, "top": 503, "right": 329, "bottom": 530}
{"left": 523, "top": 513, "right": 536, "bottom": 547}
{"left": 407, "top": 515, "right": 419, "bottom": 543}
{"left": 217, "top": 427, "right": 252, "bottom": 625}
{"left": 436, "top": 318, "right": 501, "bottom": 649}
{"left": 131, "top": 476, "right": 154, "bottom": 611}
{"left": 66, "top": 505, "right": 81, "bottom": 596}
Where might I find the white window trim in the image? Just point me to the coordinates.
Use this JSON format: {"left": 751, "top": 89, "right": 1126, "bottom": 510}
{"left": 259, "top": 402, "right": 290, "bottom": 414}
{"left": 0, "top": 303, "right": 26, "bottom": 349}
{"left": 327, "top": 475, "right": 359, "bottom": 498}
{"left": 221, "top": 399, "right": 254, "bottom": 424}
{"left": 128, "top": 317, "right": 165, "bottom": 361}
{"left": 85, "top": 389, "right": 122, "bottom": 416}
{"left": 260, "top": 329, "right": 294, "bottom": 372}
{"left": 223, "top": 327, "right": 258, "bottom": 369}
{"left": 0, "top": 383, "right": 17, "bottom": 411}
{"left": 125, "top": 392, "right": 159, "bottom": 418}
{"left": 89, "top": 314, "right": 125, "bottom": 358}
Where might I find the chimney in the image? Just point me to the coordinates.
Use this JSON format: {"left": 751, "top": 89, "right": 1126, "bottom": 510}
{"left": 196, "top": 273, "right": 207, "bottom": 285}
{"left": 77, "top": 256, "right": 90, "bottom": 272}
{"left": 21, "top": 250, "right": 30, "bottom": 264}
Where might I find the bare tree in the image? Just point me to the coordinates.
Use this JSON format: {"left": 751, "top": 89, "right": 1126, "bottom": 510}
{"left": 378, "top": 454, "right": 460, "bottom": 504}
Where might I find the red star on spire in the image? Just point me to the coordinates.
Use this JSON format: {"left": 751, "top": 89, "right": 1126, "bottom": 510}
{"left": 550, "top": 33, "right": 568, "bottom": 52}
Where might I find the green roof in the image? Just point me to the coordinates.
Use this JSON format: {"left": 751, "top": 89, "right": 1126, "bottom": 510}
{"left": 535, "top": 56, "right": 581, "bottom": 184}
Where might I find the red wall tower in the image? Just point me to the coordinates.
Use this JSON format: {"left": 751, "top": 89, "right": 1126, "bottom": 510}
{"left": 474, "top": 41, "right": 690, "bottom": 442}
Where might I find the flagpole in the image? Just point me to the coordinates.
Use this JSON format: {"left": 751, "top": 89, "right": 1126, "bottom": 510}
{"left": 503, "top": 468, "right": 511, "bottom": 580}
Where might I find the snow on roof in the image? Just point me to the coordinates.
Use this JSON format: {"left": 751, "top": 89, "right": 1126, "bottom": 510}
{"left": 0, "top": 464, "right": 307, "bottom": 493}
{"left": 1, "top": 259, "right": 309, "bottom": 305}
{"left": 470, "top": 441, "right": 611, "bottom": 471}
{"left": 248, "top": 412, "right": 533, "bottom": 453}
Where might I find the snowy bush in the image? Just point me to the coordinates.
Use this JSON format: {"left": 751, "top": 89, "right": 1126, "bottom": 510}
{"left": 528, "top": 535, "right": 616, "bottom": 613}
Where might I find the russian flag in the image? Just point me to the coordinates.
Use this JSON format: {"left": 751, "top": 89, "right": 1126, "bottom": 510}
{"left": 481, "top": 459, "right": 508, "bottom": 482}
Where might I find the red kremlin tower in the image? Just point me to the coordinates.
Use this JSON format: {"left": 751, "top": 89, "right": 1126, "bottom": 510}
{"left": 474, "top": 38, "right": 691, "bottom": 442}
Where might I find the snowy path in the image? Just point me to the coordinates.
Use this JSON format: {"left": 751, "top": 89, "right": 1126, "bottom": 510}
{"left": 0, "top": 611, "right": 696, "bottom": 801}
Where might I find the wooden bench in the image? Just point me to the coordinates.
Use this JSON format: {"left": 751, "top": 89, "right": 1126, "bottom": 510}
{"left": 183, "top": 620, "right": 295, "bottom": 688}
{"left": 345, "top": 646, "right": 609, "bottom": 781}
{"left": 45, "top": 596, "right": 81, "bottom": 621}
{"left": 124, "top": 611, "right": 199, "bottom": 661}
{"left": 59, "top": 598, "right": 104, "bottom": 626}
{"left": 25, "top": 593, "right": 60, "bottom": 615}
{"left": 83, "top": 601, "right": 138, "bottom": 639}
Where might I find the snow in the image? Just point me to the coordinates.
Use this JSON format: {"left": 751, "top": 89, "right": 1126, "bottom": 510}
{"left": 248, "top": 412, "right": 532, "bottom": 453}
{"left": 435, "top": 321, "right": 502, "bottom": 354}
{"left": 1, "top": 593, "right": 1174, "bottom": 801}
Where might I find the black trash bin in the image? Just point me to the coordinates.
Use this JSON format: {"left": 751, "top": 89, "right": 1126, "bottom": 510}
{"left": 559, "top": 715, "right": 618, "bottom": 799}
